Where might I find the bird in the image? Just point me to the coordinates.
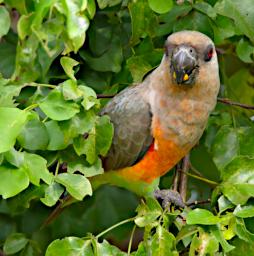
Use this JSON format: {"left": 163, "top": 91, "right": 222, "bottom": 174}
{"left": 99, "top": 30, "right": 220, "bottom": 190}
{"left": 42, "top": 31, "right": 220, "bottom": 227}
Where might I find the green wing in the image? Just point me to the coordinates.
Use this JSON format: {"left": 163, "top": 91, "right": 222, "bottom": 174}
{"left": 101, "top": 85, "right": 153, "bottom": 171}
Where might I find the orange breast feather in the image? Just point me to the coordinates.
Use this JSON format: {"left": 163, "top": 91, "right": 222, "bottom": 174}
{"left": 117, "top": 125, "right": 189, "bottom": 183}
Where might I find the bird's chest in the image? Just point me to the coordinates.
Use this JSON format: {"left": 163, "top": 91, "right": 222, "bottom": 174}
{"left": 153, "top": 97, "right": 212, "bottom": 148}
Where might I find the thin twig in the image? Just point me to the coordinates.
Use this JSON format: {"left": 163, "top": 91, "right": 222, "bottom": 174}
{"left": 217, "top": 97, "right": 254, "bottom": 110}
{"left": 96, "top": 93, "right": 254, "bottom": 111}
{"left": 187, "top": 199, "right": 211, "bottom": 207}
{"left": 173, "top": 164, "right": 181, "bottom": 191}
{"left": 179, "top": 155, "right": 190, "bottom": 203}
{"left": 96, "top": 217, "right": 135, "bottom": 239}
{"left": 96, "top": 94, "right": 115, "bottom": 99}
{"left": 127, "top": 224, "right": 137, "bottom": 255}
{"left": 178, "top": 170, "right": 218, "bottom": 186}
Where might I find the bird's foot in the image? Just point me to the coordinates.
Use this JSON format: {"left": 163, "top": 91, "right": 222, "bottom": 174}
{"left": 154, "top": 189, "right": 185, "bottom": 209}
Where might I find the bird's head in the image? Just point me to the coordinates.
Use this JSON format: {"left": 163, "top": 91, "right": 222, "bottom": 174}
{"left": 165, "top": 31, "right": 218, "bottom": 86}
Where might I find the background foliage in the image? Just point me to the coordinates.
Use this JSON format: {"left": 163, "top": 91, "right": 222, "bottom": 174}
{"left": 0, "top": 0, "right": 254, "bottom": 255}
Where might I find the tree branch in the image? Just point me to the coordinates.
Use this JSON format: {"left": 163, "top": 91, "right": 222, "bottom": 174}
{"left": 217, "top": 97, "right": 254, "bottom": 110}
{"left": 96, "top": 94, "right": 254, "bottom": 111}
{"left": 97, "top": 94, "right": 115, "bottom": 99}
{"left": 179, "top": 154, "right": 190, "bottom": 203}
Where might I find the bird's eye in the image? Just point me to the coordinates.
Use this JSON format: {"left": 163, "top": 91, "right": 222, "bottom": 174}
{"left": 204, "top": 45, "right": 213, "bottom": 62}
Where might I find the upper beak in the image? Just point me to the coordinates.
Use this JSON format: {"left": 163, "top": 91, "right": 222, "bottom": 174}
{"left": 171, "top": 46, "right": 197, "bottom": 85}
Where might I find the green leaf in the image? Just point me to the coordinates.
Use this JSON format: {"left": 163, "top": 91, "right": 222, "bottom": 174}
{"left": 194, "top": 2, "right": 217, "bottom": 19}
{"left": 0, "top": 107, "right": 28, "bottom": 153}
{"left": 62, "top": 80, "right": 83, "bottom": 100}
{"left": 0, "top": 6, "right": 11, "bottom": 37}
{"left": 60, "top": 57, "right": 79, "bottom": 81}
{"left": 73, "top": 115, "right": 113, "bottom": 164}
{"left": 218, "top": 195, "right": 234, "bottom": 214}
{"left": 210, "top": 225, "right": 235, "bottom": 253}
{"left": 80, "top": 37, "right": 123, "bottom": 73}
{"left": 61, "top": 0, "right": 90, "bottom": 52}
{"left": 174, "top": 11, "right": 214, "bottom": 40}
{"left": 211, "top": 126, "right": 238, "bottom": 171}
{"left": 74, "top": 134, "right": 96, "bottom": 164}
{"left": 87, "top": 0, "right": 96, "bottom": 19}
{"left": 0, "top": 166, "right": 29, "bottom": 199}
{"left": 23, "top": 152, "right": 53, "bottom": 185}
{"left": 96, "top": 240, "right": 127, "bottom": 255}
{"left": 127, "top": 56, "right": 153, "bottom": 83}
{"left": 55, "top": 173, "right": 92, "bottom": 200}
{"left": 230, "top": 238, "right": 254, "bottom": 256}
{"left": 234, "top": 204, "right": 254, "bottom": 218}
{"left": 215, "top": 0, "right": 254, "bottom": 43}
{"left": 221, "top": 157, "right": 254, "bottom": 204}
{"left": 7, "top": 185, "right": 45, "bottom": 214}
{"left": 40, "top": 182, "right": 64, "bottom": 207}
{"left": 148, "top": 0, "right": 173, "bottom": 14}
{"left": 135, "top": 197, "right": 162, "bottom": 227}
{"left": 17, "top": 119, "right": 49, "bottom": 150}
{"left": 189, "top": 230, "right": 219, "bottom": 256}
{"left": 39, "top": 90, "right": 80, "bottom": 121}
{"left": 235, "top": 218, "right": 254, "bottom": 242}
{"left": 3, "top": 233, "right": 28, "bottom": 255}
{"left": 46, "top": 237, "right": 93, "bottom": 256}
{"left": 128, "top": 0, "right": 158, "bottom": 45}
{"left": 45, "top": 120, "right": 68, "bottom": 150}
{"left": 186, "top": 209, "right": 220, "bottom": 225}
{"left": 213, "top": 15, "right": 235, "bottom": 44}
{"left": 0, "top": 41, "right": 17, "bottom": 79}
{"left": 79, "top": 85, "right": 98, "bottom": 110}
{"left": 96, "top": 0, "right": 121, "bottom": 9}
{"left": 227, "top": 68, "right": 254, "bottom": 106}
{"left": 236, "top": 39, "right": 254, "bottom": 63}
{"left": 176, "top": 225, "right": 198, "bottom": 243}
{"left": 151, "top": 226, "right": 178, "bottom": 256}
{"left": 68, "top": 157, "right": 104, "bottom": 177}
{"left": 0, "top": 82, "right": 22, "bottom": 107}
{"left": 95, "top": 115, "right": 114, "bottom": 156}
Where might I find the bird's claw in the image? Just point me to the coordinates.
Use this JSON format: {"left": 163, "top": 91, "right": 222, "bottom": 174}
{"left": 154, "top": 189, "right": 185, "bottom": 209}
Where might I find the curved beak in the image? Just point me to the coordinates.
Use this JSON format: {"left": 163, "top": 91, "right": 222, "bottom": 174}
{"left": 171, "top": 46, "right": 198, "bottom": 85}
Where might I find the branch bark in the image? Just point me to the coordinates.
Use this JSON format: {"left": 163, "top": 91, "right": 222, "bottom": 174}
{"left": 179, "top": 154, "right": 190, "bottom": 203}
{"left": 217, "top": 97, "right": 254, "bottom": 110}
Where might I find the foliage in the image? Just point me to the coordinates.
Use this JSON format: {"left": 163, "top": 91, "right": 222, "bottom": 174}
{"left": 0, "top": 0, "right": 253, "bottom": 255}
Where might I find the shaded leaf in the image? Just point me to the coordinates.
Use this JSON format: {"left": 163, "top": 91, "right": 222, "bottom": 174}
{"left": 0, "top": 107, "right": 28, "bottom": 153}
{"left": 0, "top": 166, "right": 29, "bottom": 199}
{"left": 40, "top": 182, "right": 64, "bottom": 207}
{"left": 55, "top": 173, "right": 92, "bottom": 200}
{"left": 0, "top": 6, "right": 11, "bottom": 37}
{"left": 3, "top": 233, "right": 28, "bottom": 255}
{"left": 60, "top": 57, "right": 79, "bottom": 81}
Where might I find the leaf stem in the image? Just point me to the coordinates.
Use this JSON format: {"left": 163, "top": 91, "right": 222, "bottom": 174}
{"left": 178, "top": 170, "right": 218, "bottom": 186}
{"left": 96, "top": 217, "right": 135, "bottom": 239}
{"left": 127, "top": 224, "right": 136, "bottom": 255}
{"left": 24, "top": 82, "right": 56, "bottom": 89}
{"left": 55, "top": 161, "right": 60, "bottom": 176}
{"left": 24, "top": 103, "right": 39, "bottom": 111}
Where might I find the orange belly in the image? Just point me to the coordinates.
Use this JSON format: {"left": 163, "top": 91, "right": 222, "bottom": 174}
{"left": 117, "top": 127, "right": 190, "bottom": 183}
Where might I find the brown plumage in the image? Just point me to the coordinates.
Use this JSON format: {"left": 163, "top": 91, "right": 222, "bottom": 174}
{"left": 101, "top": 31, "right": 220, "bottom": 182}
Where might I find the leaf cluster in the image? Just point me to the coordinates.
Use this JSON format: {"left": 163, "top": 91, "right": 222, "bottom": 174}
{"left": 0, "top": 0, "right": 253, "bottom": 255}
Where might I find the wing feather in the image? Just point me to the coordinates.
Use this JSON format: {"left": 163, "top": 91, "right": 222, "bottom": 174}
{"left": 101, "top": 85, "right": 153, "bottom": 171}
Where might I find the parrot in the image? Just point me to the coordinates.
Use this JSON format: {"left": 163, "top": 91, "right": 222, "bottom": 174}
{"left": 43, "top": 31, "right": 220, "bottom": 226}
{"left": 92, "top": 30, "right": 220, "bottom": 194}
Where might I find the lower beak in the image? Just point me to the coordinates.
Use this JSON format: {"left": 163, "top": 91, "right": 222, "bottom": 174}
{"left": 172, "top": 47, "right": 197, "bottom": 84}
